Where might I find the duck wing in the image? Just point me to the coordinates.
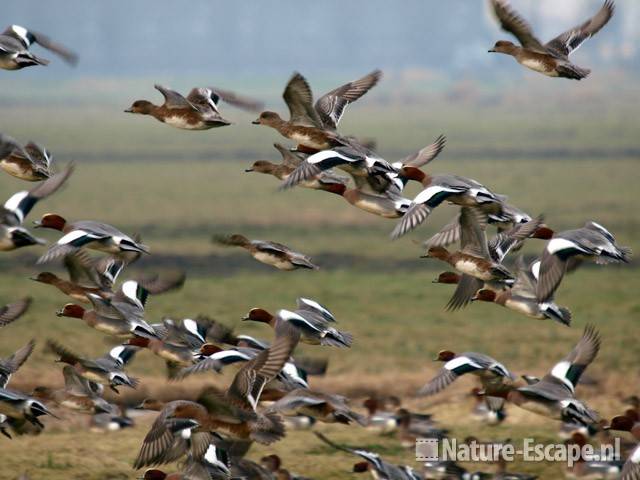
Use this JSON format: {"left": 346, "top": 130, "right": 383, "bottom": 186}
{"left": 0, "top": 297, "right": 31, "bottom": 328}
{"left": 545, "top": 0, "right": 614, "bottom": 59}
{"left": 282, "top": 72, "right": 323, "bottom": 128}
{"left": 227, "top": 334, "right": 297, "bottom": 411}
{"left": 547, "top": 324, "right": 600, "bottom": 393}
{"left": 459, "top": 207, "right": 490, "bottom": 258}
{"left": 400, "top": 135, "right": 447, "bottom": 168}
{"left": 0, "top": 339, "right": 35, "bottom": 388}
{"left": 154, "top": 84, "right": 197, "bottom": 110}
{"left": 22, "top": 142, "right": 52, "bottom": 176}
{"left": 490, "top": 0, "right": 546, "bottom": 51}
{"left": 423, "top": 214, "right": 461, "bottom": 249}
{"left": 314, "top": 69, "right": 382, "bottom": 130}
{"left": 207, "top": 87, "right": 264, "bottom": 112}
{"left": 445, "top": 274, "right": 483, "bottom": 311}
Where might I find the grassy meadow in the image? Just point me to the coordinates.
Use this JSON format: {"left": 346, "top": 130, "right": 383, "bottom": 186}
{"left": 0, "top": 84, "right": 638, "bottom": 479}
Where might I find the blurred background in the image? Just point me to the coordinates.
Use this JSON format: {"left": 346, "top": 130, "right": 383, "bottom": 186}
{"left": 0, "top": 1, "right": 638, "bottom": 478}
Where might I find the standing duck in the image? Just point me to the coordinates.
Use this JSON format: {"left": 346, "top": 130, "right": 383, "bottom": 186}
{"left": 34, "top": 213, "right": 149, "bottom": 263}
{"left": 125, "top": 85, "right": 263, "bottom": 130}
{"left": 252, "top": 70, "right": 381, "bottom": 152}
{"left": 536, "top": 221, "right": 631, "bottom": 302}
{"left": 489, "top": 0, "right": 615, "bottom": 80}
{"left": 213, "top": 234, "right": 318, "bottom": 271}
{"left": 0, "top": 24, "right": 77, "bottom": 70}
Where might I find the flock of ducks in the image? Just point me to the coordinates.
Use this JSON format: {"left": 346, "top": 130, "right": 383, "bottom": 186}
{"left": 0, "top": 1, "right": 637, "bottom": 479}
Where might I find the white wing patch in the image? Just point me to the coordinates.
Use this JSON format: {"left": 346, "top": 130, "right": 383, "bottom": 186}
{"left": 413, "top": 185, "right": 460, "bottom": 205}
{"left": 3, "top": 191, "right": 29, "bottom": 222}
{"left": 550, "top": 360, "right": 575, "bottom": 392}
{"left": 298, "top": 297, "right": 335, "bottom": 321}
{"left": 630, "top": 444, "right": 640, "bottom": 463}
{"left": 278, "top": 309, "right": 322, "bottom": 332}
{"left": 445, "top": 355, "right": 481, "bottom": 372}
{"left": 307, "top": 149, "right": 357, "bottom": 165}
{"left": 121, "top": 280, "right": 143, "bottom": 308}
{"left": 10, "top": 25, "right": 31, "bottom": 45}
{"left": 58, "top": 229, "right": 92, "bottom": 245}
{"left": 531, "top": 260, "right": 541, "bottom": 280}
{"left": 108, "top": 346, "right": 126, "bottom": 364}
{"left": 546, "top": 238, "right": 586, "bottom": 255}
{"left": 182, "top": 318, "right": 205, "bottom": 343}
{"left": 210, "top": 350, "right": 252, "bottom": 361}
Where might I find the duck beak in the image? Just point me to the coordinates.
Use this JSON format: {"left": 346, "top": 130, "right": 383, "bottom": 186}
{"left": 244, "top": 168, "right": 254, "bottom": 172}
{"left": 32, "top": 220, "right": 42, "bottom": 228}
{"left": 55, "top": 309, "right": 64, "bottom": 317}
{"left": 488, "top": 49, "right": 496, "bottom": 53}
{"left": 241, "top": 315, "right": 249, "bottom": 321}
{"left": 251, "top": 119, "right": 260, "bottom": 125}
{"left": 124, "top": 108, "right": 133, "bottom": 113}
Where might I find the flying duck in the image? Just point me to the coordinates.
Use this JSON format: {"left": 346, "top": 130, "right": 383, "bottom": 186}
{"left": 489, "top": 0, "right": 615, "bottom": 80}
{"left": 0, "top": 24, "right": 77, "bottom": 70}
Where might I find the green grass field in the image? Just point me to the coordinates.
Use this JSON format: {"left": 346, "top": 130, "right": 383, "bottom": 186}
{"left": 0, "top": 95, "right": 638, "bottom": 479}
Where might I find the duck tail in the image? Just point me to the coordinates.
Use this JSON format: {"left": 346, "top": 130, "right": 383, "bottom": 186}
{"left": 321, "top": 330, "right": 353, "bottom": 348}
{"left": 292, "top": 256, "right": 319, "bottom": 270}
{"left": 18, "top": 52, "right": 49, "bottom": 67}
{"left": 557, "top": 64, "right": 590, "bottom": 80}
{"left": 251, "top": 411, "right": 285, "bottom": 445}
{"left": 617, "top": 246, "right": 632, "bottom": 263}
{"left": 542, "top": 303, "right": 572, "bottom": 327}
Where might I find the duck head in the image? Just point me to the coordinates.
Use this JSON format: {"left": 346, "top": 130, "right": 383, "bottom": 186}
{"left": 245, "top": 160, "right": 276, "bottom": 173}
{"left": 33, "top": 213, "right": 66, "bottom": 231}
{"left": 242, "top": 308, "right": 274, "bottom": 323}
{"left": 56, "top": 303, "right": 85, "bottom": 319}
{"left": 252, "top": 111, "right": 283, "bottom": 126}
{"left": 532, "top": 225, "right": 554, "bottom": 240}
{"left": 434, "top": 350, "right": 456, "bottom": 362}
{"left": 199, "top": 343, "right": 223, "bottom": 356}
{"left": 141, "top": 469, "right": 167, "bottom": 480}
{"left": 433, "top": 272, "right": 460, "bottom": 284}
{"left": 30, "top": 272, "right": 59, "bottom": 284}
{"left": 489, "top": 40, "right": 518, "bottom": 55}
{"left": 398, "top": 166, "right": 428, "bottom": 184}
{"left": 353, "top": 462, "right": 370, "bottom": 473}
{"left": 125, "top": 100, "right": 155, "bottom": 115}
{"left": 471, "top": 289, "right": 497, "bottom": 303}
{"left": 421, "top": 246, "right": 450, "bottom": 260}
